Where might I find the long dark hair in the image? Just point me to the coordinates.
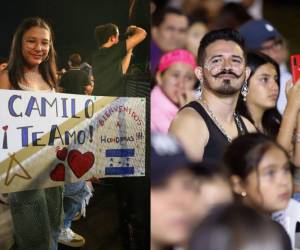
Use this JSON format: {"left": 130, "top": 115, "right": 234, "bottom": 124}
{"left": 236, "top": 51, "right": 281, "bottom": 137}
{"left": 7, "top": 17, "right": 57, "bottom": 90}
{"left": 223, "top": 133, "right": 293, "bottom": 182}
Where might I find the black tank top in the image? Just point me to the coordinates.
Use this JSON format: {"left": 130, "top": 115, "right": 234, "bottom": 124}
{"left": 182, "top": 101, "right": 248, "bottom": 162}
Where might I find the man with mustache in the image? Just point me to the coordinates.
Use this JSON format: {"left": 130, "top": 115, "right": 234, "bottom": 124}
{"left": 169, "top": 28, "right": 256, "bottom": 161}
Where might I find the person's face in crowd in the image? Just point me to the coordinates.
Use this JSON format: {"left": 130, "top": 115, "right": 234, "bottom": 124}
{"left": 196, "top": 39, "right": 249, "bottom": 96}
{"left": 156, "top": 62, "right": 196, "bottom": 105}
{"left": 233, "top": 146, "right": 292, "bottom": 214}
{"left": 260, "top": 38, "right": 286, "bottom": 65}
{"left": 151, "top": 169, "right": 199, "bottom": 248}
{"left": 153, "top": 13, "right": 189, "bottom": 52}
{"left": 190, "top": 177, "right": 233, "bottom": 224}
{"left": 185, "top": 22, "right": 208, "bottom": 57}
{"left": 22, "top": 26, "right": 51, "bottom": 69}
{"left": 246, "top": 63, "right": 279, "bottom": 111}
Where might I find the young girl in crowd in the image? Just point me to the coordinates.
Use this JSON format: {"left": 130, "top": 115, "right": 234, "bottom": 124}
{"left": 223, "top": 133, "right": 300, "bottom": 249}
{"left": 236, "top": 51, "right": 300, "bottom": 170}
{"left": 151, "top": 49, "right": 198, "bottom": 133}
{"left": 0, "top": 17, "right": 62, "bottom": 250}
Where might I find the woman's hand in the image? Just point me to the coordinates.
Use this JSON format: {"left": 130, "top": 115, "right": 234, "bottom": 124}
{"left": 285, "top": 79, "right": 300, "bottom": 114}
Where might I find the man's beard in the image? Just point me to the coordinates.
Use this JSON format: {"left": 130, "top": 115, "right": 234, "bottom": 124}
{"left": 203, "top": 69, "right": 245, "bottom": 96}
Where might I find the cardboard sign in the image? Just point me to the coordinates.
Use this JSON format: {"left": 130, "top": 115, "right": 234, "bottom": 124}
{"left": 0, "top": 89, "right": 145, "bottom": 193}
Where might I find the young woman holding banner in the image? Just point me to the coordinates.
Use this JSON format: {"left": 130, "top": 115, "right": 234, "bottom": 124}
{"left": 0, "top": 17, "right": 62, "bottom": 250}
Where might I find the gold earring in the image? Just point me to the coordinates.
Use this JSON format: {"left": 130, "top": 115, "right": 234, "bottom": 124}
{"left": 241, "top": 191, "right": 247, "bottom": 197}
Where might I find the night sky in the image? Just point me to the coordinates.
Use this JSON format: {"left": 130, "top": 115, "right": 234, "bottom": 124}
{"left": 0, "top": 0, "right": 150, "bottom": 68}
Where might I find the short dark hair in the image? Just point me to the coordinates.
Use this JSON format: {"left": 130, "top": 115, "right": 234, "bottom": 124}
{"left": 69, "top": 53, "right": 81, "bottom": 67}
{"left": 189, "top": 161, "right": 230, "bottom": 182}
{"left": 197, "top": 28, "right": 246, "bottom": 66}
{"left": 94, "top": 23, "right": 118, "bottom": 47}
{"left": 152, "top": 7, "right": 187, "bottom": 27}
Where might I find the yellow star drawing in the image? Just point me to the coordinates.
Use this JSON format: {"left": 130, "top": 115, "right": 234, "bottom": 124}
{"left": 5, "top": 153, "right": 32, "bottom": 186}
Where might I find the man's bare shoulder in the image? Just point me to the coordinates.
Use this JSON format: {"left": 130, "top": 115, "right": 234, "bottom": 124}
{"left": 171, "top": 107, "right": 205, "bottom": 127}
{"left": 169, "top": 106, "right": 209, "bottom": 161}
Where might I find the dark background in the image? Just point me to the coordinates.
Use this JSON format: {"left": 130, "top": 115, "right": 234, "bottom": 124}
{"left": 263, "top": 0, "right": 300, "bottom": 56}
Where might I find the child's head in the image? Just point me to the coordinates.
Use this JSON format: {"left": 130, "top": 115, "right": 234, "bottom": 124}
{"left": 223, "top": 133, "right": 293, "bottom": 214}
{"left": 189, "top": 203, "right": 292, "bottom": 250}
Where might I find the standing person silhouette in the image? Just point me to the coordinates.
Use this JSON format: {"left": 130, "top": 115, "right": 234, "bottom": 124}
{"left": 92, "top": 23, "right": 146, "bottom": 96}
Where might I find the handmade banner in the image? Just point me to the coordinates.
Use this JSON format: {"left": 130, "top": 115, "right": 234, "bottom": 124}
{"left": 0, "top": 89, "right": 146, "bottom": 193}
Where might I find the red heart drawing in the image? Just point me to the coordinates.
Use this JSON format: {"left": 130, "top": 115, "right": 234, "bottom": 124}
{"left": 56, "top": 147, "right": 68, "bottom": 161}
{"left": 2, "top": 125, "right": 8, "bottom": 131}
{"left": 50, "top": 163, "right": 65, "bottom": 181}
{"left": 67, "top": 150, "right": 95, "bottom": 178}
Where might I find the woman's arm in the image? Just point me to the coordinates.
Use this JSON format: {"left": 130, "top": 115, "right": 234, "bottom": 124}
{"left": 277, "top": 80, "right": 300, "bottom": 152}
{"left": 277, "top": 80, "right": 300, "bottom": 192}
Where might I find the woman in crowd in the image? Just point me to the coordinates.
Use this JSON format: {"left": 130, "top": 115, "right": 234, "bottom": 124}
{"left": 185, "top": 20, "right": 208, "bottom": 57}
{"left": 223, "top": 133, "right": 300, "bottom": 248}
{"left": 151, "top": 49, "right": 198, "bottom": 133}
{"left": 0, "top": 17, "right": 62, "bottom": 250}
{"left": 236, "top": 52, "right": 300, "bottom": 164}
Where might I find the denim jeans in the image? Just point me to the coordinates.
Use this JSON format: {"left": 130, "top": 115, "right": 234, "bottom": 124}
{"left": 8, "top": 186, "right": 63, "bottom": 250}
{"left": 63, "top": 181, "right": 92, "bottom": 229}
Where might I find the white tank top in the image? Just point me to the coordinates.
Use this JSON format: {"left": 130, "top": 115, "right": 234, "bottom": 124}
{"left": 19, "top": 71, "right": 55, "bottom": 93}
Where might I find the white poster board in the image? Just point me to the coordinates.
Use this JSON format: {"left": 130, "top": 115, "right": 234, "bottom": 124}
{"left": 0, "top": 89, "right": 146, "bottom": 193}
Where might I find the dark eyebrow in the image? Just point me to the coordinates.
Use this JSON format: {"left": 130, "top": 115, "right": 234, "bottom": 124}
{"left": 260, "top": 163, "right": 278, "bottom": 171}
{"left": 259, "top": 73, "right": 271, "bottom": 77}
{"left": 25, "top": 36, "right": 50, "bottom": 42}
{"left": 209, "top": 55, "right": 222, "bottom": 61}
{"left": 209, "top": 55, "right": 243, "bottom": 60}
{"left": 232, "top": 55, "right": 243, "bottom": 60}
